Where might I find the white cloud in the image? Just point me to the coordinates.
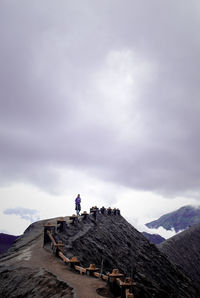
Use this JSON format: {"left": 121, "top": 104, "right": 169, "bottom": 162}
{"left": 4, "top": 207, "right": 40, "bottom": 223}
{"left": 143, "top": 226, "right": 177, "bottom": 239}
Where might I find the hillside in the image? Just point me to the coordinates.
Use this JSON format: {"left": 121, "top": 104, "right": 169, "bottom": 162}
{"left": 158, "top": 223, "right": 200, "bottom": 292}
{"left": 0, "top": 210, "right": 199, "bottom": 298}
{"left": 146, "top": 205, "right": 200, "bottom": 232}
{"left": 0, "top": 216, "right": 105, "bottom": 298}
{"left": 142, "top": 232, "right": 165, "bottom": 244}
{"left": 54, "top": 211, "right": 199, "bottom": 297}
{"left": 0, "top": 233, "right": 19, "bottom": 255}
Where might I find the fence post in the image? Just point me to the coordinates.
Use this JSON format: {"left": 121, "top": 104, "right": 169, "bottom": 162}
{"left": 57, "top": 217, "right": 67, "bottom": 232}
{"left": 81, "top": 211, "right": 89, "bottom": 220}
{"left": 69, "top": 214, "right": 78, "bottom": 225}
{"left": 43, "top": 223, "right": 55, "bottom": 247}
{"left": 117, "top": 208, "right": 121, "bottom": 215}
{"left": 86, "top": 264, "right": 99, "bottom": 276}
{"left": 107, "top": 207, "right": 112, "bottom": 215}
{"left": 120, "top": 277, "right": 136, "bottom": 298}
{"left": 108, "top": 269, "right": 124, "bottom": 297}
{"left": 100, "top": 206, "right": 106, "bottom": 214}
{"left": 69, "top": 256, "right": 80, "bottom": 269}
{"left": 90, "top": 206, "right": 99, "bottom": 219}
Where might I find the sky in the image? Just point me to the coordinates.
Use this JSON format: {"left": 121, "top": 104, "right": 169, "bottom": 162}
{"left": 1, "top": 0, "right": 200, "bottom": 237}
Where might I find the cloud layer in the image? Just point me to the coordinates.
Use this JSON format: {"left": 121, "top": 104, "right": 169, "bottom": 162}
{"left": 4, "top": 207, "right": 40, "bottom": 223}
{"left": 1, "top": 1, "right": 200, "bottom": 199}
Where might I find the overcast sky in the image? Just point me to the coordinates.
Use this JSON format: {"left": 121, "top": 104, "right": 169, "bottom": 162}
{"left": 1, "top": 0, "right": 200, "bottom": 236}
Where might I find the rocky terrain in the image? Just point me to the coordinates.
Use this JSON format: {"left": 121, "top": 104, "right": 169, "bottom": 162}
{"left": 158, "top": 223, "right": 200, "bottom": 292}
{"left": 0, "top": 266, "right": 73, "bottom": 297}
{"left": 0, "top": 210, "right": 200, "bottom": 298}
{"left": 142, "top": 232, "right": 165, "bottom": 244}
{"left": 0, "top": 233, "right": 19, "bottom": 255}
{"left": 146, "top": 205, "right": 200, "bottom": 232}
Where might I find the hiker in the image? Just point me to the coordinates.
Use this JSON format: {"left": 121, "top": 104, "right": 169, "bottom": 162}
{"left": 75, "top": 194, "right": 81, "bottom": 216}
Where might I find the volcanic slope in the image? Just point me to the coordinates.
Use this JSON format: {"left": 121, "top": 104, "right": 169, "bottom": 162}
{"left": 55, "top": 212, "right": 199, "bottom": 298}
{"left": 158, "top": 223, "right": 200, "bottom": 292}
{"left": 0, "top": 212, "right": 199, "bottom": 298}
{"left": 0, "top": 217, "right": 106, "bottom": 298}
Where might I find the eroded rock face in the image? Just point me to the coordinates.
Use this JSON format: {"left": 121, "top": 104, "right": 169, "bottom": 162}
{"left": 158, "top": 223, "right": 200, "bottom": 292}
{"left": 0, "top": 266, "right": 73, "bottom": 298}
{"left": 55, "top": 213, "right": 199, "bottom": 298}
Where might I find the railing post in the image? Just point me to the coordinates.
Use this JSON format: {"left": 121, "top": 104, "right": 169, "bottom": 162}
{"left": 108, "top": 269, "right": 124, "bottom": 297}
{"left": 86, "top": 264, "right": 99, "bottom": 276}
{"left": 120, "top": 278, "right": 136, "bottom": 298}
{"left": 100, "top": 206, "right": 106, "bottom": 214}
{"left": 57, "top": 217, "right": 67, "bottom": 232}
{"left": 81, "top": 211, "right": 89, "bottom": 220}
{"left": 69, "top": 257, "right": 80, "bottom": 269}
{"left": 43, "top": 223, "right": 55, "bottom": 247}
{"left": 117, "top": 208, "right": 121, "bottom": 215}
{"left": 113, "top": 208, "right": 117, "bottom": 215}
{"left": 107, "top": 207, "right": 112, "bottom": 215}
{"left": 90, "top": 206, "right": 99, "bottom": 220}
{"left": 69, "top": 214, "right": 78, "bottom": 225}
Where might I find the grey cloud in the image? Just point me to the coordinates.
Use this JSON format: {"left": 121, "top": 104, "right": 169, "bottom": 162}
{"left": 4, "top": 207, "right": 40, "bottom": 223}
{"left": 1, "top": 1, "right": 200, "bottom": 198}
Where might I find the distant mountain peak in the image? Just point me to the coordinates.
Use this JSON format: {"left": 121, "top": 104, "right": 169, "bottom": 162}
{"left": 145, "top": 205, "right": 200, "bottom": 233}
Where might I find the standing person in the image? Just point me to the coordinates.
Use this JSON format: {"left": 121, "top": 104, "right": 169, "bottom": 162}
{"left": 75, "top": 194, "right": 81, "bottom": 216}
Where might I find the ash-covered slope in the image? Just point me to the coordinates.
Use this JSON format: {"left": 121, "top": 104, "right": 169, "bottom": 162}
{"left": 0, "top": 266, "right": 73, "bottom": 298}
{"left": 158, "top": 223, "right": 200, "bottom": 292}
{"left": 0, "top": 218, "right": 75, "bottom": 298}
{"left": 0, "top": 216, "right": 105, "bottom": 298}
{"left": 55, "top": 212, "right": 199, "bottom": 298}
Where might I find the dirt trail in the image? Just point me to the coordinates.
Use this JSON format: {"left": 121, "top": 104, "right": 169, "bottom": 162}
{"left": 31, "top": 235, "right": 107, "bottom": 298}
{"left": 0, "top": 220, "right": 108, "bottom": 298}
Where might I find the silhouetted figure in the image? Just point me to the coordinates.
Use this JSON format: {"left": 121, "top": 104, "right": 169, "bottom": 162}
{"left": 75, "top": 194, "right": 81, "bottom": 216}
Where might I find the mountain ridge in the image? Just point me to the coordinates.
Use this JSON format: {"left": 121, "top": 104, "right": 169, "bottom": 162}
{"left": 146, "top": 205, "right": 200, "bottom": 232}
{"left": 142, "top": 232, "right": 165, "bottom": 244}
